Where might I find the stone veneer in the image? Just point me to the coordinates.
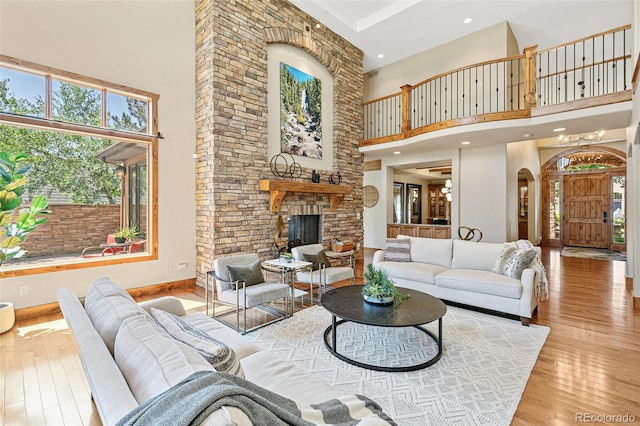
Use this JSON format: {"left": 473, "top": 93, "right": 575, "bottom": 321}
{"left": 195, "top": 0, "right": 364, "bottom": 286}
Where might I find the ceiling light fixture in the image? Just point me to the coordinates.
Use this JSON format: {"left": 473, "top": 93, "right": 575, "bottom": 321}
{"left": 377, "top": 53, "right": 384, "bottom": 59}
{"left": 558, "top": 130, "right": 605, "bottom": 147}
{"left": 461, "top": 141, "right": 470, "bottom": 145}
{"left": 463, "top": 18, "right": 472, "bottom": 24}
{"left": 553, "top": 127, "right": 566, "bottom": 132}
{"left": 315, "top": 22, "right": 321, "bottom": 29}
{"left": 393, "top": 151, "right": 401, "bottom": 154}
{"left": 523, "top": 132, "right": 532, "bottom": 138}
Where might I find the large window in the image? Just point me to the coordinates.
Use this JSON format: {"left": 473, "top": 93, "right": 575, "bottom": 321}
{"left": 0, "top": 55, "right": 158, "bottom": 276}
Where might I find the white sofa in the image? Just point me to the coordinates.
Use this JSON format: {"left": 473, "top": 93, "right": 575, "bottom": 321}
{"left": 57, "top": 277, "right": 391, "bottom": 425}
{"left": 373, "top": 236, "right": 543, "bottom": 325}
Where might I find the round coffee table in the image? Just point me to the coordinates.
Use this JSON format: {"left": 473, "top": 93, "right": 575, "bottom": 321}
{"left": 320, "top": 285, "right": 446, "bottom": 372}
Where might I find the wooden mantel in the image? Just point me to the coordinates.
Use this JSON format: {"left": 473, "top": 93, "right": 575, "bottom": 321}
{"left": 259, "top": 179, "right": 352, "bottom": 213}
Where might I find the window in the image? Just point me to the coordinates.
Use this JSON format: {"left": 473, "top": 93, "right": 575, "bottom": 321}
{"left": 612, "top": 175, "right": 625, "bottom": 244}
{"left": 0, "top": 55, "right": 158, "bottom": 276}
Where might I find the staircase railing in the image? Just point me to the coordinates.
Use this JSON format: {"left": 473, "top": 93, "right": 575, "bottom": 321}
{"left": 536, "top": 25, "right": 631, "bottom": 107}
{"left": 361, "top": 25, "right": 631, "bottom": 147}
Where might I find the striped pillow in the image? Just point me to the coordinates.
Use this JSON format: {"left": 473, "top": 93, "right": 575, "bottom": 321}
{"left": 150, "top": 308, "right": 244, "bottom": 377}
{"left": 384, "top": 238, "right": 411, "bottom": 262}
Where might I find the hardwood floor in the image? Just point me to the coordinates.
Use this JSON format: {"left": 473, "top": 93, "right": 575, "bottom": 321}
{"left": 1, "top": 247, "right": 638, "bottom": 425}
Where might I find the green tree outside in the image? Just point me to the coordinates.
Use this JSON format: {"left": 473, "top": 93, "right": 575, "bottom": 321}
{"left": 0, "top": 77, "right": 145, "bottom": 204}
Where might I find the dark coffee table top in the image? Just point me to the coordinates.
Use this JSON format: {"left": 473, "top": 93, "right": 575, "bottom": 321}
{"left": 320, "top": 285, "right": 446, "bottom": 327}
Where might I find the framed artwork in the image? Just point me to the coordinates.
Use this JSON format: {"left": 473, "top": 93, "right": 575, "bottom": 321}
{"left": 280, "top": 62, "right": 322, "bottom": 159}
{"left": 393, "top": 182, "right": 404, "bottom": 223}
{"left": 406, "top": 183, "right": 422, "bottom": 224}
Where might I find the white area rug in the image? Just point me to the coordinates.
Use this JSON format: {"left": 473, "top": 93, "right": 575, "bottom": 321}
{"left": 246, "top": 305, "right": 549, "bottom": 426}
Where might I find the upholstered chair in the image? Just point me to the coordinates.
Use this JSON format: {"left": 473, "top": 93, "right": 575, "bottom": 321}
{"left": 291, "top": 244, "right": 354, "bottom": 302}
{"left": 209, "top": 253, "right": 290, "bottom": 334}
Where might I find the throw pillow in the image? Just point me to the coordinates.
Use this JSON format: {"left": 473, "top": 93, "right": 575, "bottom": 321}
{"left": 227, "top": 259, "right": 264, "bottom": 289}
{"left": 115, "top": 315, "right": 215, "bottom": 404}
{"left": 384, "top": 238, "right": 411, "bottom": 262}
{"left": 151, "top": 308, "right": 245, "bottom": 378}
{"left": 491, "top": 242, "right": 518, "bottom": 275}
{"left": 302, "top": 250, "right": 331, "bottom": 271}
{"left": 504, "top": 247, "right": 538, "bottom": 279}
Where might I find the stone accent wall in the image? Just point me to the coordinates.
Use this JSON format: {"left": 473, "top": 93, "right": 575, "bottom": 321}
{"left": 21, "top": 204, "right": 120, "bottom": 256}
{"left": 195, "top": 0, "right": 364, "bottom": 285}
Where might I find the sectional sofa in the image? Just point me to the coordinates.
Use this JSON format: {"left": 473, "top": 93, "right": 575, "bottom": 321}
{"left": 57, "top": 277, "right": 393, "bottom": 425}
{"left": 373, "top": 235, "right": 545, "bottom": 325}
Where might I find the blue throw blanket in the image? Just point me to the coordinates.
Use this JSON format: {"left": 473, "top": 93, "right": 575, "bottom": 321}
{"left": 117, "top": 370, "right": 396, "bottom": 425}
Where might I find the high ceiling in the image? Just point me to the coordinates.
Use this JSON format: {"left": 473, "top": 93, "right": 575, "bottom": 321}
{"left": 289, "top": 0, "right": 633, "bottom": 72}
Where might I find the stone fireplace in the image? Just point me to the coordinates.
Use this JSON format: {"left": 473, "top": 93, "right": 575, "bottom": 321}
{"left": 287, "top": 215, "right": 321, "bottom": 250}
{"left": 194, "top": 0, "right": 364, "bottom": 288}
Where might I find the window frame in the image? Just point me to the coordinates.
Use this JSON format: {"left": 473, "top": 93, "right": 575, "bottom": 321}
{"left": 0, "top": 54, "right": 159, "bottom": 278}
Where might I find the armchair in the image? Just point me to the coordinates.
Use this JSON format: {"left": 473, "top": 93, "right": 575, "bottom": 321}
{"left": 208, "top": 253, "right": 291, "bottom": 334}
{"left": 291, "top": 244, "right": 354, "bottom": 303}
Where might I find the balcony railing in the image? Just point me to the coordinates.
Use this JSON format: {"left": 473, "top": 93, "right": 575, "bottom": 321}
{"left": 361, "top": 25, "right": 632, "bottom": 147}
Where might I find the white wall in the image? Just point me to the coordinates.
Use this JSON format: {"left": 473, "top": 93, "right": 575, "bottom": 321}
{"left": 460, "top": 144, "right": 507, "bottom": 243}
{"left": 629, "top": 0, "right": 640, "bottom": 297}
{"left": 363, "top": 169, "right": 384, "bottom": 249}
{"left": 506, "top": 140, "right": 541, "bottom": 243}
{"left": 0, "top": 1, "right": 196, "bottom": 307}
{"left": 364, "top": 21, "right": 517, "bottom": 101}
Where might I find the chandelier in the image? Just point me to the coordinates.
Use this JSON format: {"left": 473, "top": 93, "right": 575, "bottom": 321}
{"left": 558, "top": 130, "right": 604, "bottom": 147}
{"left": 440, "top": 179, "right": 452, "bottom": 201}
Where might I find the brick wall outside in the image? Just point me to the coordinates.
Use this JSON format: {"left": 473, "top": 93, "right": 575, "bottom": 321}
{"left": 195, "top": 0, "right": 364, "bottom": 286}
{"left": 21, "top": 204, "right": 121, "bottom": 257}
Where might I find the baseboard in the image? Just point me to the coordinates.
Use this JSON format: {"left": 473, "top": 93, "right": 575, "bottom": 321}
{"left": 127, "top": 278, "right": 196, "bottom": 299}
{"left": 15, "top": 301, "right": 61, "bottom": 321}
{"left": 15, "top": 278, "right": 197, "bottom": 321}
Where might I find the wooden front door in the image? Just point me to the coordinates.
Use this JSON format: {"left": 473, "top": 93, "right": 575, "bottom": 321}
{"left": 563, "top": 174, "right": 609, "bottom": 248}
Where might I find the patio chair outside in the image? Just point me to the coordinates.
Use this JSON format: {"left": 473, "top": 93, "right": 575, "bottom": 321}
{"left": 81, "top": 234, "right": 125, "bottom": 258}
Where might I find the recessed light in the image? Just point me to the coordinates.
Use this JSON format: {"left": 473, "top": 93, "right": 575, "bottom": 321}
{"left": 461, "top": 141, "right": 470, "bottom": 145}
{"left": 463, "top": 18, "right": 472, "bottom": 24}
{"left": 553, "top": 127, "right": 566, "bottom": 132}
{"left": 377, "top": 53, "right": 384, "bottom": 59}
{"left": 523, "top": 133, "right": 532, "bottom": 138}
{"left": 393, "top": 151, "right": 401, "bottom": 155}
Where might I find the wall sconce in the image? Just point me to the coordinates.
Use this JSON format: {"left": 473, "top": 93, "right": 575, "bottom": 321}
{"left": 441, "top": 179, "right": 452, "bottom": 201}
{"left": 115, "top": 166, "right": 126, "bottom": 178}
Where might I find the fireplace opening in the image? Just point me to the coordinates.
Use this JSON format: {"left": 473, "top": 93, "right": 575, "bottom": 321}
{"left": 288, "top": 215, "right": 321, "bottom": 250}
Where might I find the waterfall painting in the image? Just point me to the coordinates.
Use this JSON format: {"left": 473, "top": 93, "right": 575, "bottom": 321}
{"left": 280, "top": 62, "right": 322, "bottom": 159}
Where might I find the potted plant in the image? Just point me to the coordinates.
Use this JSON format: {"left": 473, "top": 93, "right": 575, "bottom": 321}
{"left": 0, "top": 152, "right": 49, "bottom": 335}
{"left": 0, "top": 152, "right": 49, "bottom": 267}
{"left": 114, "top": 225, "right": 138, "bottom": 243}
{"left": 362, "top": 263, "right": 410, "bottom": 305}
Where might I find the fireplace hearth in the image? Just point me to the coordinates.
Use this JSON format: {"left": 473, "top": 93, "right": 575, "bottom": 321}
{"left": 287, "top": 215, "right": 321, "bottom": 250}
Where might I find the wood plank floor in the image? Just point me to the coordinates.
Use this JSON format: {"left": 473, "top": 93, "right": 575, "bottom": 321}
{"left": 1, "top": 247, "right": 638, "bottom": 425}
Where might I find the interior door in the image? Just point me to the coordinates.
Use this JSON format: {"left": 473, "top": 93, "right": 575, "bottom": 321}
{"left": 563, "top": 174, "right": 609, "bottom": 248}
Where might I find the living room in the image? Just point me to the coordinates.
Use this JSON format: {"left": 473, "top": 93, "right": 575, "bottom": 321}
{"left": 0, "top": 0, "right": 639, "bottom": 424}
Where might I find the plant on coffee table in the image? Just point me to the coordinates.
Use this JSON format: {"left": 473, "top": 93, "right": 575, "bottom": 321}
{"left": 362, "top": 263, "right": 409, "bottom": 305}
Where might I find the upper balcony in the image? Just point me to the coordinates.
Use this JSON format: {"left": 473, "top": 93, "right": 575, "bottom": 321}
{"left": 360, "top": 25, "right": 633, "bottom": 149}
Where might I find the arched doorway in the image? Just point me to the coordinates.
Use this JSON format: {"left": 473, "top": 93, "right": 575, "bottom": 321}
{"left": 541, "top": 147, "right": 626, "bottom": 250}
{"left": 517, "top": 168, "right": 535, "bottom": 241}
